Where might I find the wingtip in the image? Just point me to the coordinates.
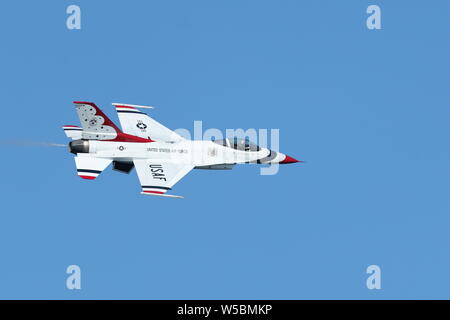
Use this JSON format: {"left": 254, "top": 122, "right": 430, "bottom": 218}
{"left": 140, "top": 192, "right": 184, "bottom": 199}
{"left": 112, "top": 103, "right": 154, "bottom": 109}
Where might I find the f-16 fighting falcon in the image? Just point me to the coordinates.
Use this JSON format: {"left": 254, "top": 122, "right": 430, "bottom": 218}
{"left": 63, "top": 101, "right": 300, "bottom": 198}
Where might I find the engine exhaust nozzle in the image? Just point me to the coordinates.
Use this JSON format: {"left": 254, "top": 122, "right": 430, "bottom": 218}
{"left": 69, "top": 139, "right": 89, "bottom": 154}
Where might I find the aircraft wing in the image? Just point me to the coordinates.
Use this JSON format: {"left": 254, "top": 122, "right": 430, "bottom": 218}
{"left": 133, "top": 159, "right": 194, "bottom": 198}
{"left": 113, "top": 103, "right": 185, "bottom": 142}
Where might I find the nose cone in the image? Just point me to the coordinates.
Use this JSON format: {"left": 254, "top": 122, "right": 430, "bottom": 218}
{"left": 280, "top": 155, "right": 300, "bottom": 164}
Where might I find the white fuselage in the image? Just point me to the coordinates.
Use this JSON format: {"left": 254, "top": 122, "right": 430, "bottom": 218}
{"left": 85, "top": 140, "right": 279, "bottom": 166}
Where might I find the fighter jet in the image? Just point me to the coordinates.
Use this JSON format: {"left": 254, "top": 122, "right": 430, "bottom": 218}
{"left": 63, "top": 101, "right": 300, "bottom": 198}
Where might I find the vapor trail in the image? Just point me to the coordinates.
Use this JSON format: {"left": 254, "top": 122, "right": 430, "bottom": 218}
{"left": 0, "top": 140, "right": 66, "bottom": 147}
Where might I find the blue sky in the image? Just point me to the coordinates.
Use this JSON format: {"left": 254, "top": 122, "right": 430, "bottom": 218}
{"left": 1, "top": 0, "right": 450, "bottom": 299}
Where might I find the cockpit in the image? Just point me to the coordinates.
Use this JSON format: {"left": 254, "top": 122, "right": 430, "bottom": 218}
{"left": 213, "top": 137, "right": 260, "bottom": 152}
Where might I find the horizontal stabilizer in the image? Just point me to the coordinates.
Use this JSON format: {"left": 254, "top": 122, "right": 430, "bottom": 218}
{"left": 63, "top": 125, "right": 83, "bottom": 140}
{"left": 74, "top": 155, "right": 112, "bottom": 180}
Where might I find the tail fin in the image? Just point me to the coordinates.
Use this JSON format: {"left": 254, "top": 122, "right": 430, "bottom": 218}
{"left": 73, "top": 101, "right": 122, "bottom": 140}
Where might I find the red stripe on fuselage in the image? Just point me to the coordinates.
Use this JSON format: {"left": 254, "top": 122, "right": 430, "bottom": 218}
{"left": 108, "top": 132, "right": 154, "bottom": 143}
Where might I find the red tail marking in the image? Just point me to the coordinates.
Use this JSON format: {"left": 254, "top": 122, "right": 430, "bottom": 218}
{"left": 73, "top": 101, "right": 123, "bottom": 134}
{"left": 110, "top": 132, "right": 154, "bottom": 143}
